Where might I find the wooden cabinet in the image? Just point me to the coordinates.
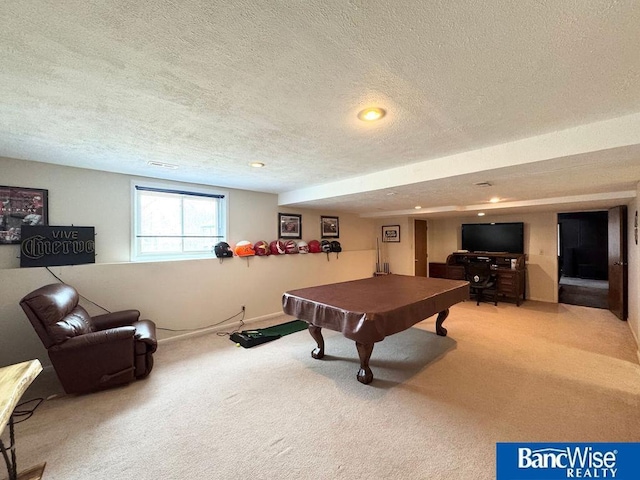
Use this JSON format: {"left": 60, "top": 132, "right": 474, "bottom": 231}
{"left": 436, "top": 252, "right": 527, "bottom": 306}
{"left": 428, "top": 262, "right": 447, "bottom": 279}
{"left": 446, "top": 265, "right": 466, "bottom": 280}
{"left": 495, "top": 269, "right": 525, "bottom": 306}
{"left": 429, "top": 262, "right": 465, "bottom": 280}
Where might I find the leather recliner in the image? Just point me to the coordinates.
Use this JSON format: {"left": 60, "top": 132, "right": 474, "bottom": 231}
{"left": 20, "top": 283, "right": 157, "bottom": 394}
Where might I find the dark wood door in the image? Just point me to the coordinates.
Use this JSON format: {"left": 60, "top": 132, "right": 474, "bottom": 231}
{"left": 608, "top": 205, "right": 628, "bottom": 320}
{"left": 414, "top": 220, "right": 427, "bottom": 277}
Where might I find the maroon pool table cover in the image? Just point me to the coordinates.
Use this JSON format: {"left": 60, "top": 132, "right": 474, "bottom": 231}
{"left": 282, "top": 274, "right": 469, "bottom": 344}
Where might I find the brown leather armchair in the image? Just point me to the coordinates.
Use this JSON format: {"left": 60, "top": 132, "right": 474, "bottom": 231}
{"left": 20, "top": 283, "right": 157, "bottom": 394}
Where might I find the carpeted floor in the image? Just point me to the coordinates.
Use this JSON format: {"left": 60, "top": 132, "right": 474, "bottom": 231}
{"left": 558, "top": 276, "right": 609, "bottom": 309}
{"left": 10, "top": 300, "right": 640, "bottom": 479}
{"left": 559, "top": 276, "right": 609, "bottom": 289}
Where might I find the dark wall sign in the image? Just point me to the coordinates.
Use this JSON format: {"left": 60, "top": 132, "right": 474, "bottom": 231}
{"left": 20, "top": 226, "right": 95, "bottom": 268}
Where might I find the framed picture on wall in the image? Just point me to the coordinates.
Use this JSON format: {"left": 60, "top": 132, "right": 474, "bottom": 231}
{"left": 320, "top": 216, "right": 339, "bottom": 238}
{"left": 279, "top": 213, "right": 302, "bottom": 239}
{"left": 381, "top": 225, "right": 400, "bottom": 243}
{"left": 0, "top": 185, "right": 48, "bottom": 245}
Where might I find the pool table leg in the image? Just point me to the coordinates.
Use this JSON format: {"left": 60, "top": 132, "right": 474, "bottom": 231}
{"left": 435, "top": 308, "right": 449, "bottom": 336}
{"left": 308, "top": 324, "right": 325, "bottom": 359}
{"left": 355, "top": 342, "right": 374, "bottom": 384}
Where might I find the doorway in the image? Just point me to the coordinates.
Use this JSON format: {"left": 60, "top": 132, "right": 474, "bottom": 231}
{"left": 557, "top": 211, "right": 609, "bottom": 308}
{"left": 414, "top": 220, "right": 427, "bottom": 277}
{"left": 557, "top": 206, "right": 628, "bottom": 320}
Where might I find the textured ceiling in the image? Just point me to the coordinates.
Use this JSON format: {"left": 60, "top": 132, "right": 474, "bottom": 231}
{"left": 1, "top": 0, "right": 640, "bottom": 217}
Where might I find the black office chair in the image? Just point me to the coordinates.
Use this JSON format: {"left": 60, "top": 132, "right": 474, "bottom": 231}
{"left": 465, "top": 261, "right": 498, "bottom": 306}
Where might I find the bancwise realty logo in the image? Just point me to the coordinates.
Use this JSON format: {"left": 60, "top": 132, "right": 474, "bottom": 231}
{"left": 497, "top": 443, "right": 640, "bottom": 479}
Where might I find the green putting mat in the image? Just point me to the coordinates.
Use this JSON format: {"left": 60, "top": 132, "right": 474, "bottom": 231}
{"left": 230, "top": 320, "right": 308, "bottom": 348}
{"left": 256, "top": 320, "right": 308, "bottom": 336}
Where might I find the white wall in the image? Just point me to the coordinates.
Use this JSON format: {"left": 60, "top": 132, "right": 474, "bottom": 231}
{"left": 0, "top": 157, "right": 376, "bottom": 367}
{"left": 371, "top": 217, "right": 416, "bottom": 275}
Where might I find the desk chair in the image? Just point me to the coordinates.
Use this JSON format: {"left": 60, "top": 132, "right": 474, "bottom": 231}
{"left": 465, "top": 261, "right": 498, "bottom": 306}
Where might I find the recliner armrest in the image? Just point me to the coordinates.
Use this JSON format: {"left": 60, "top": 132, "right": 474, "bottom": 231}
{"left": 91, "top": 310, "right": 140, "bottom": 330}
{"left": 51, "top": 326, "right": 136, "bottom": 351}
{"left": 133, "top": 320, "right": 158, "bottom": 353}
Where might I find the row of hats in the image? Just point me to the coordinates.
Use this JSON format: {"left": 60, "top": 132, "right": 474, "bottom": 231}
{"left": 214, "top": 240, "right": 342, "bottom": 258}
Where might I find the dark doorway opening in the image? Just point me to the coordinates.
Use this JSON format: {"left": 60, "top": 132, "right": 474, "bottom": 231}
{"left": 557, "top": 211, "right": 608, "bottom": 309}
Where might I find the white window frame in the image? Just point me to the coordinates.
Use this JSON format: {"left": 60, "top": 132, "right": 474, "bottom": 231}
{"left": 131, "top": 180, "right": 228, "bottom": 262}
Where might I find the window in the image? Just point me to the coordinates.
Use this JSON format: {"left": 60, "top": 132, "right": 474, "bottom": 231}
{"left": 132, "top": 183, "right": 227, "bottom": 261}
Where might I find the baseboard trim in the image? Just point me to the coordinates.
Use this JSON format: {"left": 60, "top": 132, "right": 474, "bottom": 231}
{"left": 624, "top": 321, "right": 640, "bottom": 364}
{"left": 157, "top": 311, "right": 287, "bottom": 345}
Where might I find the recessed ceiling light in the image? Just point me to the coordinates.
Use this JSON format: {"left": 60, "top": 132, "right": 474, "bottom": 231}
{"left": 490, "top": 197, "right": 500, "bottom": 203}
{"left": 147, "top": 161, "right": 178, "bottom": 169}
{"left": 478, "top": 212, "right": 486, "bottom": 216}
{"left": 414, "top": 206, "right": 422, "bottom": 209}
{"left": 249, "top": 162, "right": 265, "bottom": 168}
{"left": 386, "top": 192, "right": 396, "bottom": 196}
{"left": 357, "top": 107, "right": 386, "bottom": 122}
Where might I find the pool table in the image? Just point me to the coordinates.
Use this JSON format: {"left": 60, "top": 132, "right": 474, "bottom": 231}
{"left": 282, "top": 274, "right": 469, "bottom": 384}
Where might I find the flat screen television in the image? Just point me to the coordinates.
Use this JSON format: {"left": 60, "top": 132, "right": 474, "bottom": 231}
{"left": 461, "top": 222, "right": 524, "bottom": 254}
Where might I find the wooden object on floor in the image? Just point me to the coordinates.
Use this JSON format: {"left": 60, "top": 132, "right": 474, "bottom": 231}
{"left": 0, "top": 360, "right": 46, "bottom": 480}
{"left": 0, "top": 361, "right": 42, "bottom": 430}
{"left": 14, "top": 463, "right": 46, "bottom": 480}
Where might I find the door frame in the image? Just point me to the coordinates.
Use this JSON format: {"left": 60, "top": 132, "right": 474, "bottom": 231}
{"left": 555, "top": 207, "right": 628, "bottom": 319}
{"left": 608, "top": 205, "right": 628, "bottom": 320}
{"left": 414, "top": 219, "right": 427, "bottom": 277}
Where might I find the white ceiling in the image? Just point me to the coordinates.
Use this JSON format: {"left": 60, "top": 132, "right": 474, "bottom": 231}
{"left": 1, "top": 0, "right": 640, "bottom": 218}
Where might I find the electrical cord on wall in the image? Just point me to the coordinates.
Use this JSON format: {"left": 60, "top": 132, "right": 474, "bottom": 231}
{"left": 45, "top": 267, "right": 112, "bottom": 313}
{"left": 216, "top": 311, "right": 246, "bottom": 337}
{"left": 44, "top": 266, "right": 245, "bottom": 334}
{"left": 158, "top": 309, "right": 245, "bottom": 334}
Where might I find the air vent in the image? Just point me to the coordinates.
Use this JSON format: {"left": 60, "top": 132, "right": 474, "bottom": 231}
{"left": 147, "top": 161, "right": 179, "bottom": 169}
{"left": 473, "top": 181, "right": 492, "bottom": 187}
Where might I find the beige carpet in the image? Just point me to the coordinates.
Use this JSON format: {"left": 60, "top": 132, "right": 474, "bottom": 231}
{"left": 10, "top": 301, "right": 640, "bottom": 479}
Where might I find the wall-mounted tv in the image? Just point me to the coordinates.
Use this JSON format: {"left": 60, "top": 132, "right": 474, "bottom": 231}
{"left": 461, "top": 222, "right": 524, "bottom": 254}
